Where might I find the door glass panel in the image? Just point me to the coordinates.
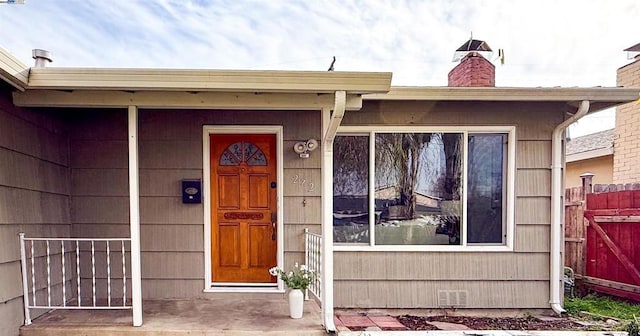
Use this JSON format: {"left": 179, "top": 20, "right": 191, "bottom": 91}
{"left": 244, "top": 143, "right": 259, "bottom": 161}
{"left": 247, "top": 151, "right": 267, "bottom": 166}
{"left": 220, "top": 150, "right": 240, "bottom": 166}
{"left": 230, "top": 142, "right": 243, "bottom": 161}
{"left": 219, "top": 142, "right": 267, "bottom": 166}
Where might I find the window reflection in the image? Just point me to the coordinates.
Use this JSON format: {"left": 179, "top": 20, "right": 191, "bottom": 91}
{"left": 467, "top": 134, "right": 506, "bottom": 244}
{"left": 374, "top": 133, "right": 462, "bottom": 245}
{"left": 333, "top": 136, "right": 369, "bottom": 243}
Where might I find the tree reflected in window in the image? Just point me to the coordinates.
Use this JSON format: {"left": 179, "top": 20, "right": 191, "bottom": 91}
{"left": 333, "top": 136, "right": 369, "bottom": 243}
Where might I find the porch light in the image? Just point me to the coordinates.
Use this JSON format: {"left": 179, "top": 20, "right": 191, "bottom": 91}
{"left": 293, "top": 139, "right": 318, "bottom": 158}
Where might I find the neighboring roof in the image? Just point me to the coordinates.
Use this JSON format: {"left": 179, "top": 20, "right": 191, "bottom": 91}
{"left": 566, "top": 129, "right": 614, "bottom": 162}
{"left": 364, "top": 86, "right": 640, "bottom": 114}
{"left": 624, "top": 42, "right": 640, "bottom": 52}
{"left": 0, "top": 46, "right": 28, "bottom": 90}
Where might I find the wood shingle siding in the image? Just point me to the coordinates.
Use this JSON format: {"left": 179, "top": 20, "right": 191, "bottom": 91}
{"left": 68, "top": 108, "right": 323, "bottom": 299}
{"left": 0, "top": 87, "right": 71, "bottom": 336}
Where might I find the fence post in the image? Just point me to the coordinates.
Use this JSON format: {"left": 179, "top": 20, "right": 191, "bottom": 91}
{"left": 19, "top": 233, "right": 31, "bottom": 325}
{"left": 580, "top": 173, "right": 595, "bottom": 202}
{"left": 304, "top": 228, "right": 309, "bottom": 301}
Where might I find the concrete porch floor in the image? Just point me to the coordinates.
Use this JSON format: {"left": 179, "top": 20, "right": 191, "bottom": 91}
{"left": 20, "top": 299, "right": 326, "bottom": 336}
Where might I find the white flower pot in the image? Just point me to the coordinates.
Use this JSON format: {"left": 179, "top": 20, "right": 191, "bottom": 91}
{"left": 288, "top": 289, "right": 304, "bottom": 319}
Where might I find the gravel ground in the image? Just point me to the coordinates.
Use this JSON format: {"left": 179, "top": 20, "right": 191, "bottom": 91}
{"left": 396, "top": 315, "right": 597, "bottom": 331}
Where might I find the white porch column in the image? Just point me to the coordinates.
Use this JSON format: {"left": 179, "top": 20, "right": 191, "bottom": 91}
{"left": 320, "top": 91, "right": 345, "bottom": 332}
{"left": 321, "top": 107, "right": 335, "bottom": 332}
{"left": 128, "top": 106, "right": 143, "bottom": 326}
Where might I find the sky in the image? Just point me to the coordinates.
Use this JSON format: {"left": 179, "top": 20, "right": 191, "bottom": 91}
{"left": 0, "top": 0, "right": 638, "bottom": 137}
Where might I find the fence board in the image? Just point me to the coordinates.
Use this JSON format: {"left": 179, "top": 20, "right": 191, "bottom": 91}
{"left": 582, "top": 188, "right": 640, "bottom": 301}
{"left": 564, "top": 186, "right": 586, "bottom": 275}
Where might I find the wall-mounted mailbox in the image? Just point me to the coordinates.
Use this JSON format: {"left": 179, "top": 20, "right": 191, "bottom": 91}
{"left": 182, "top": 180, "right": 201, "bottom": 204}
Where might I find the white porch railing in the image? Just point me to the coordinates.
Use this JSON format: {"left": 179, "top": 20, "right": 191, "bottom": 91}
{"left": 304, "top": 229, "right": 322, "bottom": 301}
{"left": 19, "top": 234, "right": 132, "bottom": 325}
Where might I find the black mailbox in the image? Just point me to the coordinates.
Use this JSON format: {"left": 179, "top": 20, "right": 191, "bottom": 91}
{"left": 182, "top": 180, "right": 201, "bottom": 204}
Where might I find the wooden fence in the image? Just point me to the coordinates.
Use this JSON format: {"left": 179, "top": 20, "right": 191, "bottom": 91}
{"left": 564, "top": 177, "right": 640, "bottom": 301}
{"left": 565, "top": 186, "right": 587, "bottom": 276}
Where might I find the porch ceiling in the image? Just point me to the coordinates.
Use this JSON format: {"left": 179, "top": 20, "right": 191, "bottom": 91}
{"left": 12, "top": 90, "right": 365, "bottom": 110}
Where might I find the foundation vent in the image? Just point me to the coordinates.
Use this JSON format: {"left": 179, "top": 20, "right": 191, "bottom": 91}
{"left": 437, "top": 290, "right": 468, "bottom": 308}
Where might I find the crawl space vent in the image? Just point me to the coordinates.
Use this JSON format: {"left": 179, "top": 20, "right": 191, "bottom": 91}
{"left": 437, "top": 290, "right": 468, "bottom": 308}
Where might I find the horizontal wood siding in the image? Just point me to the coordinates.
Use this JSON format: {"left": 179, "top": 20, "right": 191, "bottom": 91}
{"left": 334, "top": 280, "right": 549, "bottom": 308}
{"left": 333, "top": 100, "right": 562, "bottom": 308}
{"left": 69, "top": 108, "right": 322, "bottom": 299}
{"left": 0, "top": 89, "right": 71, "bottom": 336}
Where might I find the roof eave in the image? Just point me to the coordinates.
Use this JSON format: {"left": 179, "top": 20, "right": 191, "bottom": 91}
{"left": 363, "top": 86, "right": 640, "bottom": 113}
{"left": 25, "top": 67, "right": 393, "bottom": 94}
{"left": 0, "top": 47, "right": 29, "bottom": 91}
{"left": 566, "top": 147, "right": 614, "bottom": 163}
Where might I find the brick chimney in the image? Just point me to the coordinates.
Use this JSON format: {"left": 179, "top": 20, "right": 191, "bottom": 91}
{"left": 448, "top": 51, "right": 495, "bottom": 87}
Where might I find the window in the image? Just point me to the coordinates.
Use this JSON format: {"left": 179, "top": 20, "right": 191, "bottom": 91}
{"left": 333, "top": 127, "right": 513, "bottom": 249}
{"left": 333, "top": 136, "right": 369, "bottom": 243}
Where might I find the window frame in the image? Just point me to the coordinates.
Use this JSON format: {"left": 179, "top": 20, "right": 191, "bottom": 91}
{"left": 332, "top": 125, "right": 516, "bottom": 252}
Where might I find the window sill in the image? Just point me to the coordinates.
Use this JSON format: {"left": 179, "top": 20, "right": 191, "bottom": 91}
{"left": 333, "top": 244, "right": 514, "bottom": 252}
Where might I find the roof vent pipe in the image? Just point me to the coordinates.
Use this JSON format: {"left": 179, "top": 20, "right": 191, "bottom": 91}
{"left": 32, "top": 49, "right": 52, "bottom": 67}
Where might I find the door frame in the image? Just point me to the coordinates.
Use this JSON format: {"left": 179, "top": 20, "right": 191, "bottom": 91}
{"left": 202, "top": 125, "right": 284, "bottom": 292}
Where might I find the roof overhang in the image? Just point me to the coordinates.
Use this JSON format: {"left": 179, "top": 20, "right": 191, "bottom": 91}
{"left": 0, "top": 46, "right": 29, "bottom": 91}
{"left": 11, "top": 67, "right": 392, "bottom": 110}
{"left": 25, "top": 67, "right": 392, "bottom": 93}
{"left": 364, "top": 86, "right": 640, "bottom": 113}
{"left": 566, "top": 147, "right": 614, "bottom": 163}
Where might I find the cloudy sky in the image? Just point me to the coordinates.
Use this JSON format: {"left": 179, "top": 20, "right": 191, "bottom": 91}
{"left": 0, "top": 0, "right": 638, "bottom": 136}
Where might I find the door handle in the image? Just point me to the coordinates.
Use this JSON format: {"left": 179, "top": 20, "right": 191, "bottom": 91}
{"left": 271, "top": 212, "right": 277, "bottom": 241}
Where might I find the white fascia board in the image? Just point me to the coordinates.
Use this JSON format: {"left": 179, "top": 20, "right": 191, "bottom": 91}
{"left": 0, "top": 46, "right": 28, "bottom": 90}
{"left": 365, "top": 86, "right": 640, "bottom": 105}
{"left": 25, "top": 67, "right": 392, "bottom": 94}
{"left": 566, "top": 147, "right": 614, "bottom": 163}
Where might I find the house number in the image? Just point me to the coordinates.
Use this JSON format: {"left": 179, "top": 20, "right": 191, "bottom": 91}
{"left": 292, "top": 174, "right": 315, "bottom": 193}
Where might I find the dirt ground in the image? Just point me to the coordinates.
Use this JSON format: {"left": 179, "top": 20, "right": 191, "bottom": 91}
{"left": 395, "top": 314, "right": 616, "bottom": 331}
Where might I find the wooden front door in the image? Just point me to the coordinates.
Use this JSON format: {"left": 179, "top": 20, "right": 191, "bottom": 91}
{"left": 210, "top": 134, "right": 277, "bottom": 283}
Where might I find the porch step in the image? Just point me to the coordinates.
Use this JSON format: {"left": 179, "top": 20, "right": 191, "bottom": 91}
{"left": 20, "top": 299, "right": 325, "bottom": 336}
{"left": 21, "top": 327, "right": 326, "bottom": 336}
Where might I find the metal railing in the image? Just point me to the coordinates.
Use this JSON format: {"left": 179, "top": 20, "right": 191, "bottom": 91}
{"left": 19, "top": 234, "right": 132, "bottom": 325}
{"left": 304, "top": 229, "right": 322, "bottom": 301}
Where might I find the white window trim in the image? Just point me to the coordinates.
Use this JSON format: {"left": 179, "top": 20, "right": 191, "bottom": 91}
{"left": 202, "top": 125, "right": 285, "bottom": 292}
{"left": 333, "top": 125, "right": 516, "bottom": 252}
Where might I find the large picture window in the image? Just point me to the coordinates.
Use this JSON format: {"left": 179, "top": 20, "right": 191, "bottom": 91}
{"left": 333, "top": 127, "right": 514, "bottom": 250}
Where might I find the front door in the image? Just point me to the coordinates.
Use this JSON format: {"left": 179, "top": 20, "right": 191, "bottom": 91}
{"left": 210, "top": 134, "right": 277, "bottom": 283}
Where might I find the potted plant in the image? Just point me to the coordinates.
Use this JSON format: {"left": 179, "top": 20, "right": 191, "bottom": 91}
{"left": 269, "top": 263, "right": 315, "bottom": 318}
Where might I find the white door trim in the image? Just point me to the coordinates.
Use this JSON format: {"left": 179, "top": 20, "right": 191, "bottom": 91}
{"left": 202, "top": 125, "right": 284, "bottom": 293}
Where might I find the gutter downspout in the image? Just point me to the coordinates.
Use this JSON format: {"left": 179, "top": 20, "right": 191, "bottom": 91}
{"left": 550, "top": 100, "right": 590, "bottom": 315}
{"left": 320, "top": 90, "right": 346, "bottom": 332}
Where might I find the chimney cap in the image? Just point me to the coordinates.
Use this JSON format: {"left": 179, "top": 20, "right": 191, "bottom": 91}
{"left": 453, "top": 38, "right": 493, "bottom": 62}
{"left": 455, "top": 39, "right": 492, "bottom": 53}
